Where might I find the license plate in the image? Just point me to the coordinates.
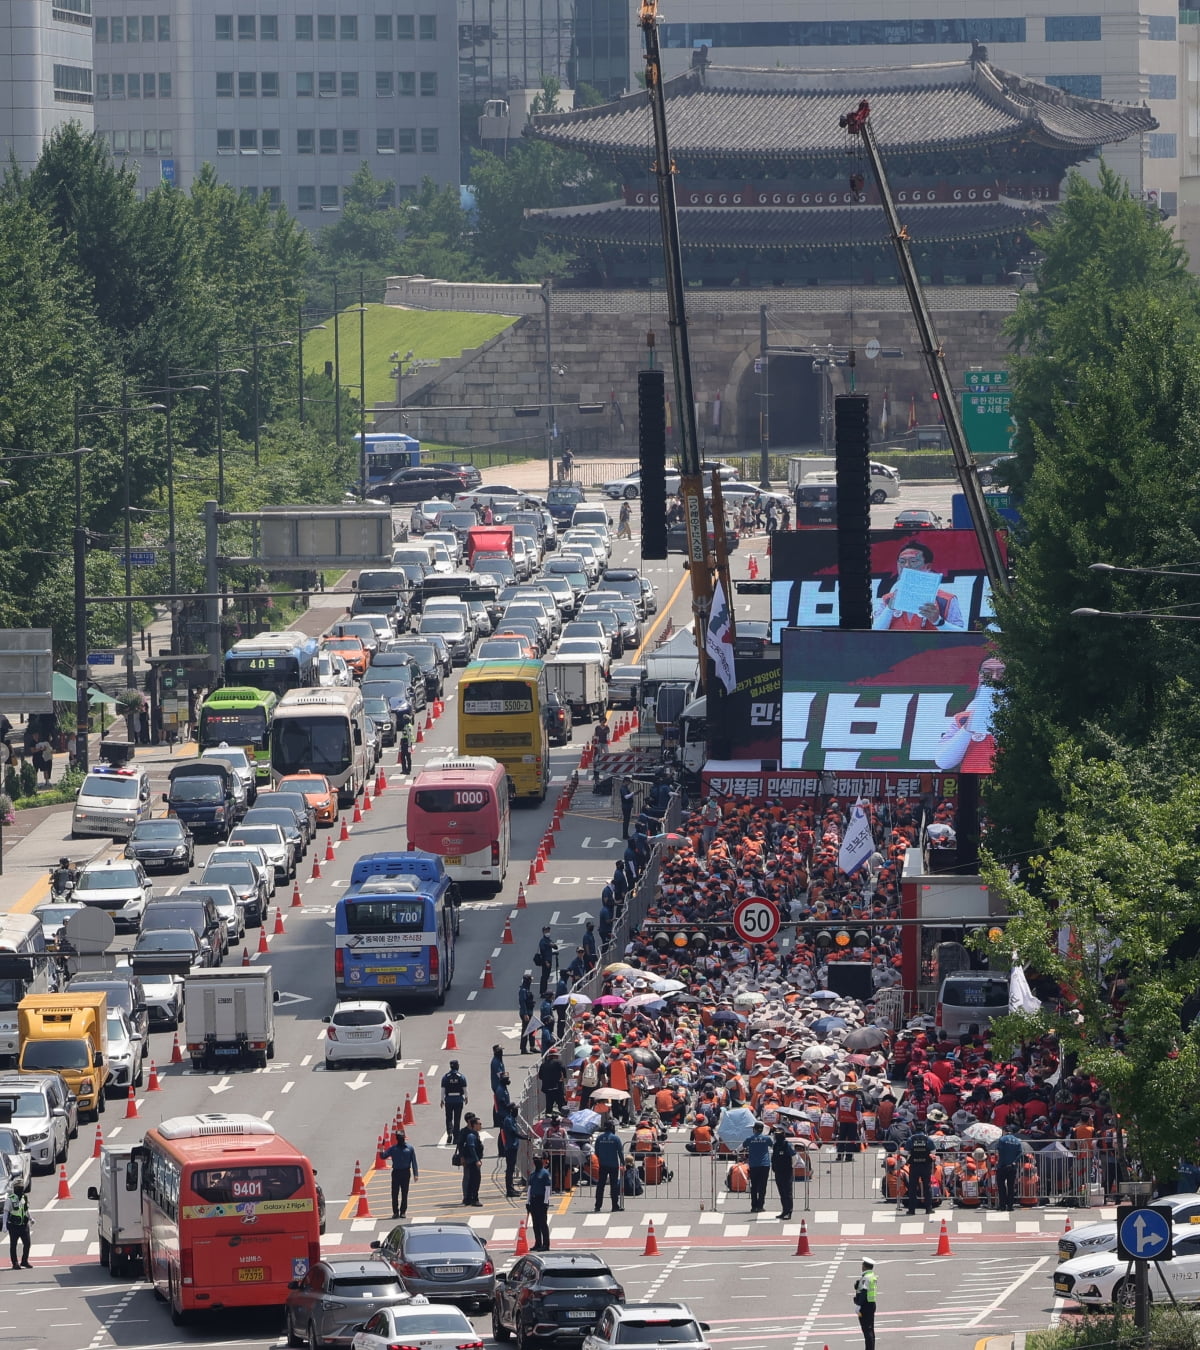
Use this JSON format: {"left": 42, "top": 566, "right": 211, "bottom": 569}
{"left": 377, "top": 975, "right": 397, "bottom": 986}
{"left": 1053, "top": 1280, "right": 1071, "bottom": 1294}
{"left": 238, "top": 1267, "right": 266, "bottom": 1282}
{"left": 435, "top": 1266, "right": 466, "bottom": 1275}
{"left": 566, "top": 1311, "right": 594, "bottom": 1320}
{"left": 444, "top": 856, "right": 462, "bottom": 866}
{"left": 348, "top": 1031, "right": 375, "bottom": 1039}
{"left": 215, "top": 1047, "right": 240, "bottom": 1056}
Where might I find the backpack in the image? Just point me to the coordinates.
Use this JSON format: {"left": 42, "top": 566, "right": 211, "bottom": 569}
{"left": 533, "top": 952, "right": 543, "bottom": 967}
{"left": 581, "top": 1060, "right": 599, "bottom": 1088}
{"left": 623, "top": 1167, "right": 644, "bottom": 1196}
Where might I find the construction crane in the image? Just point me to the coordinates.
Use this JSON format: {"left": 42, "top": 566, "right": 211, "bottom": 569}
{"left": 638, "top": 0, "right": 720, "bottom": 685}
{"left": 839, "top": 99, "right": 1010, "bottom": 596}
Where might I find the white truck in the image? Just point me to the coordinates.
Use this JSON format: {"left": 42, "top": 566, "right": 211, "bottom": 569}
{"left": 786, "top": 454, "right": 901, "bottom": 502}
{"left": 86, "top": 1144, "right": 145, "bottom": 1277}
{"left": 183, "top": 966, "right": 277, "bottom": 1071}
{"left": 545, "top": 655, "right": 608, "bottom": 724}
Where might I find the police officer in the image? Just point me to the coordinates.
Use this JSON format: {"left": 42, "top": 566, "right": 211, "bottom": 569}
{"left": 441, "top": 1061, "right": 468, "bottom": 1143}
{"left": 592, "top": 1121, "right": 625, "bottom": 1213}
{"left": 771, "top": 1127, "right": 795, "bottom": 1221}
{"left": 538, "top": 1049, "right": 567, "bottom": 1115}
{"left": 518, "top": 974, "right": 536, "bottom": 1053}
{"left": 527, "top": 1154, "right": 553, "bottom": 1251}
{"left": 853, "top": 1258, "right": 877, "bottom": 1350}
{"left": 398, "top": 719, "right": 413, "bottom": 775}
{"left": 489, "top": 1045, "right": 506, "bottom": 1096}
{"left": 499, "top": 1106, "right": 528, "bottom": 1198}
{"left": 581, "top": 921, "right": 598, "bottom": 969}
{"left": 381, "top": 1130, "right": 419, "bottom": 1219}
{"left": 904, "top": 1130, "right": 934, "bottom": 1215}
{"left": 536, "top": 925, "right": 556, "bottom": 997}
{"left": 458, "top": 1113, "right": 484, "bottom": 1206}
{"left": 2, "top": 1181, "right": 32, "bottom": 1269}
{"left": 745, "top": 1121, "right": 772, "bottom": 1213}
{"left": 619, "top": 777, "right": 636, "bottom": 837}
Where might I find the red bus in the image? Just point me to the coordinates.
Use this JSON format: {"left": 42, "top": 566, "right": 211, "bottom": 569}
{"left": 407, "top": 756, "right": 511, "bottom": 894}
{"left": 130, "top": 1113, "right": 321, "bottom": 1323}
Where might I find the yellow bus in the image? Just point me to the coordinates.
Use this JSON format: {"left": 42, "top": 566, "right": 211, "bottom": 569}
{"left": 456, "top": 659, "right": 550, "bottom": 803}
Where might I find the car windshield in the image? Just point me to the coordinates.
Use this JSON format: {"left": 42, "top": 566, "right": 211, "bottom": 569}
{"left": 365, "top": 699, "right": 391, "bottom": 720}
{"left": 203, "top": 864, "right": 255, "bottom": 885}
{"left": 478, "top": 642, "right": 527, "bottom": 659}
{"left": 35, "top": 905, "right": 79, "bottom": 924}
{"left": 616, "top": 1324, "right": 703, "bottom": 1344}
{"left": 136, "top": 931, "right": 197, "bottom": 951}
{"left": 133, "top": 822, "right": 184, "bottom": 839}
{"left": 204, "top": 749, "right": 249, "bottom": 768}
{"left": 22, "top": 1039, "right": 90, "bottom": 1069}
{"left": 419, "top": 616, "right": 465, "bottom": 634}
{"left": 138, "top": 975, "right": 177, "bottom": 996}
{"left": 404, "top": 1232, "right": 482, "bottom": 1255}
{"left": 170, "top": 778, "right": 223, "bottom": 802}
{"left": 559, "top": 643, "right": 604, "bottom": 658}
{"left": 71, "top": 983, "right": 133, "bottom": 1011}
{"left": 0, "top": 1126, "right": 23, "bottom": 1152}
{"left": 0, "top": 1094, "right": 48, "bottom": 1120}
{"left": 106, "top": 1013, "right": 129, "bottom": 1040}
{"left": 76, "top": 867, "right": 141, "bottom": 891}
{"left": 80, "top": 774, "right": 138, "bottom": 800}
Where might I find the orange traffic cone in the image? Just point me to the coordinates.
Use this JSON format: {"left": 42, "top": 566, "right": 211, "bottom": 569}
{"left": 57, "top": 1163, "right": 71, "bottom": 1200}
{"left": 643, "top": 1220, "right": 660, "bottom": 1256}
{"left": 258, "top": 925, "right": 270, "bottom": 955}
{"left": 415, "top": 722, "right": 424, "bottom": 744}
{"left": 351, "top": 1160, "right": 364, "bottom": 1196}
{"left": 291, "top": 881, "right": 303, "bottom": 908}
{"left": 550, "top": 812, "right": 560, "bottom": 833}
{"left": 502, "top": 917, "right": 514, "bottom": 945}
{"left": 274, "top": 907, "right": 286, "bottom": 936}
{"left": 514, "top": 1217, "right": 530, "bottom": 1256}
{"left": 936, "top": 1218, "right": 952, "bottom": 1256}
{"left": 444, "top": 1020, "right": 459, "bottom": 1051}
{"left": 353, "top": 801, "right": 363, "bottom": 824}
{"left": 425, "top": 711, "right": 433, "bottom": 731}
{"left": 340, "top": 816, "right": 351, "bottom": 842}
{"left": 415, "top": 1072, "right": 429, "bottom": 1106}
{"left": 482, "top": 960, "right": 495, "bottom": 990}
{"left": 325, "top": 836, "right": 336, "bottom": 862}
{"left": 93, "top": 1124, "right": 103, "bottom": 1159}
{"left": 241, "top": 945, "right": 251, "bottom": 966}
{"left": 527, "top": 859, "right": 537, "bottom": 885}
{"left": 311, "top": 855, "right": 322, "bottom": 881}
{"left": 534, "top": 849, "right": 545, "bottom": 875}
{"left": 1064, "top": 1213, "right": 1073, "bottom": 1233}
{"left": 355, "top": 1188, "right": 372, "bottom": 1219}
{"left": 375, "top": 768, "right": 387, "bottom": 795}
{"left": 795, "top": 1219, "right": 811, "bottom": 1256}
{"left": 403, "top": 1094, "right": 415, "bottom": 1126}
{"left": 147, "top": 1060, "right": 161, "bottom": 1092}
{"left": 125, "top": 1085, "right": 138, "bottom": 1120}
{"left": 517, "top": 883, "right": 527, "bottom": 909}
{"left": 170, "top": 1032, "right": 183, "bottom": 1064}
{"left": 375, "top": 1136, "right": 387, "bottom": 1169}
{"left": 363, "top": 786, "right": 373, "bottom": 811}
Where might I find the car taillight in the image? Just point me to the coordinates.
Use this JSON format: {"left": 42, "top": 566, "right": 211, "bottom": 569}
{"left": 180, "top": 1248, "right": 194, "bottom": 1285}
{"left": 457, "top": 1342, "right": 484, "bottom": 1348}
{"left": 491, "top": 841, "right": 500, "bottom": 866}
{"left": 335, "top": 948, "right": 345, "bottom": 979}
{"left": 481, "top": 1258, "right": 494, "bottom": 1276}
{"left": 429, "top": 947, "right": 438, "bottom": 978}
{"left": 327, "top": 1026, "right": 338, "bottom": 1040}
{"left": 382, "top": 1024, "right": 393, "bottom": 1037}
{"left": 389, "top": 1343, "right": 422, "bottom": 1350}
{"left": 398, "top": 1262, "right": 419, "bottom": 1278}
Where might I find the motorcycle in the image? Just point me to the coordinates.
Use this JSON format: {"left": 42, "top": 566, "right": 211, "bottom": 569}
{"left": 48, "top": 862, "right": 77, "bottom": 901}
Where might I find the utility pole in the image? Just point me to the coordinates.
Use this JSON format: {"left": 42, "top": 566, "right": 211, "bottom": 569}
{"left": 359, "top": 271, "right": 368, "bottom": 499}
{"left": 758, "top": 305, "right": 771, "bottom": 488}
{"left": 333, "top": 276, "right": 342, "bottom": 450}
{"left": 542, "top": 278, "right": 555, "bottom": 491}
{"left": 72, "top": 397, "right": 89, "bottom": 772}
{"left": 120, "top": 380, "right": 135, "bottom": 691}
{"left": 204, "top": 500, "right": 221, "bottom": 686}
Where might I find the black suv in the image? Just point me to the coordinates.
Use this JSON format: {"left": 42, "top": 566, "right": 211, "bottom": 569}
{"left": 546, "top": 483, "right": 587, "bottom": 524}
{"left": 493, "top": 1252, "right": 625, "bottom": 1347}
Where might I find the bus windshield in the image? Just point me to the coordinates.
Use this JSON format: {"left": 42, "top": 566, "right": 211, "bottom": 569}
{"left": 272, "top": 718, "right": 352, "bottom": 776}
{"left": 343, "top": 899, "right": 428, "bottom": 934}
{"left": 200, "top": 710, "right": 268, "bottom": 744}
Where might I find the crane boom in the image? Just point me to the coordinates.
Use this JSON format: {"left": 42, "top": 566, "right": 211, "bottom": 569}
{"left": 840, "top": 100, "right": 1010, "bottom": 596}
{"left": 639, "top": 0, "right": 716, "bottom": 683}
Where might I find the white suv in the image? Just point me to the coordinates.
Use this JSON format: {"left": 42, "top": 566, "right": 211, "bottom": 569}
{"left": 72, "top": 859, "right": 152, "bottom": 932}
{"left": 583, "top": 1303, "right": 712, "bottom": 1350}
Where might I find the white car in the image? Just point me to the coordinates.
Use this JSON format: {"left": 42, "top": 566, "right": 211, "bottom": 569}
{"left": 583, "top": 1302, "right": 712, "bottom": 1350}
{"left": 229, "top": 823, "right": 294, "bottom": 882}
{"left": 352, "top": 1298, "right": 480, "bottom": 1350}
{"left": 324, "top": 1000, "right": 405, "bottom": 1068}
{"left": 428, "top": 542, "right": 455, "bottom": 574}
{"left": 200, "top": 745, "right": 257, "bottom": 802}
{"left": 601, "top": 461, "right": 737, "bottom": 499}
{"left": 316, "top": 651, "right": 354, "bottom": 687}
{"left": 105, "top": 1008, "right": 144, "bottom": 1095}
{"left": 133, "top": 970, "right": 185, "bottom": 1031}
{"left": 72, "top": 859, "right": 152, "bottom": 932}
{"left": 33, "top": 900, "right": 86, "bottom": 950}
{"left": 1057, "top": 1193, "right": 1200, "bottom": 1262}
{"left": 0, "top": 1125, "right": 32, "bottom": 1198}
{"left": 555, "top": 638, "right": 611, "bottom": 675}
{"left": 425, "top": 530, "right": 462, "bottom": 564}
{"left": 1054, "top": 1227, "right": 1200, "bottom": 1307}
{"left": 559, "top": 547, "right": 601, "bottom": 583}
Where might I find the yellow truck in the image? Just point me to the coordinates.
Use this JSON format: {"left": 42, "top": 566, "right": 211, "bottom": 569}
{"left": 18, "top": 991, "right": 110, "bottom": 1119}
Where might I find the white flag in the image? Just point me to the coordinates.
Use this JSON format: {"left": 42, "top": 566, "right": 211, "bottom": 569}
{"left": 879, "top": 389, "right": 890, "bottom": 439}
{"left": 705, "top": 579, "right": 737, "bottom": 694}
{"left": 1008, "top": 965, "right": 1041, "bottom": 1015}
{"left": 838, "top": 799, "right": 874, "bottom": 876}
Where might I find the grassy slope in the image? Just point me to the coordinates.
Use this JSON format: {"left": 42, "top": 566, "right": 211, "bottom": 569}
{"left": 304, "top": 304, "right": 516, "bottom": 409}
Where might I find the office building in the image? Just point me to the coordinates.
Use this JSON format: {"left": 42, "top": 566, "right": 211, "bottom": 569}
{"left": 0, "top": 1, "right": 95, "bottom": 170}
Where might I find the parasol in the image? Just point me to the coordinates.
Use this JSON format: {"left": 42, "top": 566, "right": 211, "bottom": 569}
{"left": 568, "top": 1109, "right": 603, "bottom": 1133}
{"left": 712, "top": 1009, "right": 742, "bottom": 1027}
{"left": 809, "top": 989, "right": 840, "bottom": 1002}
{"left": 651, "top": 978, "right": 686, "bottom": 994}
{"left": 629, "top": 1047, "right": 661, "bottom": 1068}
{"left": 962, "top": 1122, "right": 1003, "bottom": 1145}
{"left": 593, "top": 995, "right": 626, "bottom": 1008}
{"left": 774, "top": 1106, "right": 808, "bottom": 1120}
{"left": 734, "top": 991, "right": 766, "bottom": 1008}
{"left": 553, "top": 993, "right": 592, "bottom": 1007}
{"left": 842, "top": 1026, "right": 888, "bottom": 1051}
{"left": 589, "top": 1087, "right": 631, "bottom": 1102}
{"left": 604, "top": 962, "right": 635, "bottom": 976}
{"left": 811, "top": 1016, "right": 849, "bottom": 1036}
{"left": 625, "top": 993, "right": 666, "bottom": 1009}
{"left": 715, "top": 1105, "right": 758, "bottom": 1148}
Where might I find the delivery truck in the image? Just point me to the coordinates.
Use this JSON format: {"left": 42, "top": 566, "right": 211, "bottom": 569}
{"left": 183, "top": 966, "right": 277, "bottom": 1070}
{"left": 545, "top": 655, "right": 608, "bottom": 724}
{"left": 787, "top": 455, "right": 901, "bottom": 501}
{"left": 86, "top": 1144, "right": 145, "bottom": 1277}
{"left": 18, "top": 990, "right": 109, "bottom": 1119}
{"left": 465, "top": 524, "right": 514, "bottom": 567}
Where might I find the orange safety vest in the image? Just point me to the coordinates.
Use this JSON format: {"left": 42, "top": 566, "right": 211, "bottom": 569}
{"left": 608, "top": 1058, "right": 629, "bottom": 1092}
{"left": 634, "top": 1128, "right": 657, "bottom": 1153}
{"left": 836, "top": 1094, "right": 860, "bottom": 1125}
{"left": 690, "top": 1125, "right": 713, "bottom": 1153}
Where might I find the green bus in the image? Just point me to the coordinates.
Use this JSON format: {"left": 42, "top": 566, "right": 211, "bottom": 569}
{"left": 198, "top": 687, "right": 279, "bottom": 780}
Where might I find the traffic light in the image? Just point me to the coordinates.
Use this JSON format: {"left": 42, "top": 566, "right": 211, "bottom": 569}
{"left": 834, "top": 394, "right": 872, "bottom": 629}
{"left": 638, "top": 369, "right": 668, "bottom": 559}
{"left": 653, "top": 930, "right": 672, "bottom": 953}
{"left": 814, "top": 930, "right": 833, "bottom": 951}
{"left": 852, "top": 930, "right": 871, "bottom": 950}
{"left": 689, "top": 931, "right": 709, "bottom": 953}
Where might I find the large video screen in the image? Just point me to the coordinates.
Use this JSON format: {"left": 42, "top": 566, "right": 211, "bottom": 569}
{"left": 781, "top": 629, "right": 1001, "bottom": 773}
{"left": 770, "top": 529, "right": 1004, "bottom": 640}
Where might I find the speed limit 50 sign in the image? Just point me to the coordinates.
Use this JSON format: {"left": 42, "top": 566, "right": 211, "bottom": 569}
{"left": 732, "top": 897, "right": 780, "bottom": 945}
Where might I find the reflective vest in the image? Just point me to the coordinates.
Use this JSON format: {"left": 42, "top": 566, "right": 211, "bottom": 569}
{"left": 836, "top": 1094, "right": 860, "bottom": 1124}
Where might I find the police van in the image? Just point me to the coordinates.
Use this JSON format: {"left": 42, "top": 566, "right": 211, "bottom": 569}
{"left": 71, "top": 762, "right": 153, "bottom": 840}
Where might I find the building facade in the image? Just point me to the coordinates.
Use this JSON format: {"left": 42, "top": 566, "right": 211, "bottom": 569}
{"left": 91, "top": 2, "right": 460, "bottom": 218}
{"left": 0, "top": 1, "right": 95, "bottom": 170}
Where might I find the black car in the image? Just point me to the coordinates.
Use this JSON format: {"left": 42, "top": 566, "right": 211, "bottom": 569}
{"left": 546, "top": 483, "right": 587, "bottom": 524}
{"left": 492, "top": 1252, "right": 625, "bottom": 1346}
{"left": 124, "top": 818, "right": 194, "bottom": 873}
{"left": 386, "top": 640, "right": 445, "bottom": 700}
{"left": 543, "top": 691, "right": 571, "bottom": 747}
{"left": 378, "top": 467, "right": 468, "bottom": 505}
{"left": 665, "top": 523, "right": 738, "bottom": 554}
{"left": 733, "top": 620, "right": 772, "bottom": 659}
{"left": 427, "top": 461, "right": 483, "bottom": 490}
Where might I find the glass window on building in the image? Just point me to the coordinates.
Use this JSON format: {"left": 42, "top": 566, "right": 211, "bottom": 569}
{"left": 376, "top": 15, "right": 393, "bottom": 39}
{"left": 296, "top": 15, "right": 313, "bottom": 39}
{"left": 419, "top": 15, "right": 436, "bottom": 39}
{"left": 158, "top": 14, "right": 171, "bottom": 40}
{"left": 111, "top": 16, "right": 123, "bottom": 40}
{"left": 159, "top": 72, "right": 171, "bottom": 96}
{"left": 297, "top": 71, "right": 314, "bottom": 95}
{"left": 420, "top": 126, "right": 438, "bottom": 152}
{"left": 263, "top": 128, "right": 281, "bottom": 152}
{"left": 128, "top": 129, "right": 143, "bottom": 152}
{"left": 262, "top": 71, "right": 280, "bottom": 96}
{"left": 265, "top": 186, "right": 281, "bottom": 205}
{"left": 1149, "top": 15, "right": 1176, "bottom": 39}
{"left": 160, "top": 129, "right": 172, "bottom": 151}
{"left": 144, "top": 72, "right": 156, "bottom": 97}
{"left": 398, "top": 127, "right": 416, "bottom": 151}
{"left": 218, "top": 128, "right": 235, "bottom": 153}
{"left": 341, "top": 15, "right": 358, "bottom": 39}
{"left": 144, "top": 129, "right": 158, "bottom": 150}
{"left": 342, "top": 71, "right": 359, "bottom": 96}
{"left": 217, "top": 72, "right": 234, "bottom": 97}
{"left": 320, "top": 184, "right": 339, "bottom": 209}
{"left": 96, "top": 17, "right": 107, "bottom": 40}
{"left": 1149, "top": 132, "right": 1177, "bottom": 158}
{"left": 238, "top": 15, "right": 256, "bottom": 38}
{"left": 396, "top": 15, "right": 414, "bottom": 39}
{"left": 320, "top": 128, "right": 338, "bottom": 153}
{"left": 261, "top": 15, "right": 278, "bottom": 39}
{"left": 377, "top": 127, "right": 395, "bottom": 151}
{"left": 215, "top": 14, "right": 233, "bottom": 40}
{"left": 112, "top": 73, "right": 125, "bottom": 97}
{"left": 298, "top": 128, "right": 315, "bottom": 153}
{"left": 126, "top": 15, "right": 138, "bottom": 41}
{"left": 1148, "top": 74, "right": 1176, "bottom": 100}
{"left": 398, "top": 71, "right": 415, "bottom": 95}
{"left": 239, "top": 71, "right": 257, "bottom": 96}
{"left": 1044, "top": 15, "right": 1100, "bottom": 41}
{"left": 343, "top": 129, "right": 359, "bottom": 152}
{"left": 97, "top": 72, "right": 109, "bottom": 98}
{"left": 113, "top": 130, "right": 127, "bottom": 150}
{"left": 318, "top": 14, "right": 335, "bottom": 39}
{"left": 378, "top": 181, "right": 396, "bottom": 205}
{"left": 419, "top": 71, "right": 437, "bottom": 95}
{"left": 241, "top": 129, "right": 259, "bottom": 151}
{"left": 128, "top": 72, "right": 140, "bottom": 97}
{"left": 298, "top": 185, "right": 316, "bottom": 210}
{"left": 376, "top": 71, "right": 394, "bottom": 95}
{"left": 319, "top": 70, "right": 336, "bottom": 94}
{"left": 1046, "top": 74, "right": 1101, "bottom": 99}
{"left": 142, "top": 16, "right": 155, "bottom": 40}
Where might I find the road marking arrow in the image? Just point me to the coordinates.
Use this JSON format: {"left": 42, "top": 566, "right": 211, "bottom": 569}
{"left": 581, "top": 836, "right": 623, "bottom": 850}
{"left": 345, "top": 1072, "right": 371, "bottom": 1091}
{"left": 274, "top": 991, "right": 312, "bottom": 1007}
{"left": 208, "top": 1076, "right": 233, "bottom": 1095}
{"left": 569, "top": 911, "right": 594, "bottom": 925}
{"left": 498, "top": 1023, "right": 524, "bottom": 1040}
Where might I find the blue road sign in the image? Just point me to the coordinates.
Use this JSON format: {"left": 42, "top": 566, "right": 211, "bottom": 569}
{"left": 87, "top": 652, "right": 116, "bottom": 666}
{"left": 114, "top": 549, "right": 157, "bottom": 568}
{"left": 1119, "top": 1206, "right": 1172, "bottom": 1260}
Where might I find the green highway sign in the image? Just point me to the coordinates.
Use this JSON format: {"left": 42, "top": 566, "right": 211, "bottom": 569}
{"left": 961, "top": 369, "right": 1013, "bottom": 456}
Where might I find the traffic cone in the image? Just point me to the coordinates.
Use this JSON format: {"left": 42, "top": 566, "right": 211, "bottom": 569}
{"left": 241, "top": 945, "right": 251, "bottom": 966}
{"left": 517, "top": 882, "right": 527, "bottom": 909}
{"left": 353, "top": 801, "right": 363, "bottom": 824}
{"left": 795, "top": 1219, "right": 811, "bottom": 1256}
{"left": 375, "top": 768, "right": 387, "bottom": 795}
{"left": 291, "top": 881, "right": 303, "bottom": 908}
{"left": 355, "top": 1188, "right": 372, "bottom": 1220}
{"left": 147, "top": 1060, "right": 161, "bottom": 1092}
{"left": 643, "top": 1220, "right": 660, "bottom": 1256}
{"left": 340, "top": 816, "right": 351, "bottom": 842}
{"left": 425, "top": 711, "right": 433, "bottom": 731}
{"left": 936, "top": 1218, "right": 952, "bottom": 1256}
{"left": 415, "top": 1072, "right": 430, "bottom": 1106}
{"left": 1064, "top": 1213, "right": 1073, "bottom": 1234}
{"left": 375, "top": 1136, "right": 387, "bottom": 1169}
{"left": 514, "top": 1217, "right": 530, "bottom": 1256}
{"left": 125, "top": 1085, "right": 138, "bottom": 1120}
{"left": 363, "top": 786, "right": 373, "bottom": 811}
{"left": 482, "top": 960, "right": 495, "bottom": 990}
{"left": 93, "top": 1124, "right": 103, "bottom": 1159}
{"left": 444, "top": 1020, "right": 459, "bottom": 1051}
{"left": 170, "top": 1032, "right": 183, "bottom": 1064}
{"left": 325, "top": 836, "right": 336, "bottom": 862}
{"left": 527, "top": 858, "right": 537, "bottom": 884}
{"left": 258, "top": 925, "right": 270, "bottom": 955}
{"left": 351, "top": 1160, "right": 364, "bottom": 1196}
{"left": 550, "top": 812, "right": 560, "bottom": 833}
{"left": 274, "top": 907, "right": 286, "bottom": 936}
{"left": 57, "top": 1163, "right": 71, "bottom": 1200}
{"left": 535, "top": 848, "right": 545, "bottom": 875}
{"left": 502, "top": 916, "right": 514, "bottom": 945}
{"left": 311, "top": 855, "right": 322, "bottom": 881}
{"left": 403, "top": 1093, "right": 415, "bottom": 1126}
{"left": 415, "top": 721, "right": 424, "bottom": 744}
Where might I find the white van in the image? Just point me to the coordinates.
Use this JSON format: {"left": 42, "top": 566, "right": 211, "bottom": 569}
{"left": 936, "top": 972, "right": 1012, "bottom": 1037}
{"left": 71, "top": 764, "right": 153, "bottom": 841}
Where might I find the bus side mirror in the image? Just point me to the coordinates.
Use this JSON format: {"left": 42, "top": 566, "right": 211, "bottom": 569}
{"left": 86, "top": 1186, "right": 99, "bottom": 1200}
{"left": 273, "top": 990, "right": 279, "bottom": 1003}
{"left": 124, "top": 1160, "right": 139, "bottom": 1192}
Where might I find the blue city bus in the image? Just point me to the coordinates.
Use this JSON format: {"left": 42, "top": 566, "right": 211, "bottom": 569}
{"left": 224, "top": 631, "right": 321, "bottom": 698}
{"left": 334, "top": 852, "right": 460, "bottom": 1007}
{"left": 358, "top": 433, "right": 422, "bottom": 488}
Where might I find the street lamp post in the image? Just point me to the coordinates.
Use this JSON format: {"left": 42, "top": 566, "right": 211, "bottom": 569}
{"left": 297, "top": 305, "right": 328, "bottom": 427}
{"left": 542, "top": 279, "right": 554, "bottom": 491}
{"left": 72, "top": 405, "right": 90, "bottom": 772}
{"left": 120, "top": 382, "right": 134, "bottom": 690}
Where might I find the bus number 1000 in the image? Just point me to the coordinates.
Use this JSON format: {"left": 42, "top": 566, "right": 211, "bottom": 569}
{"left": 454, "top": 791, "right": 487, "bottom": 805}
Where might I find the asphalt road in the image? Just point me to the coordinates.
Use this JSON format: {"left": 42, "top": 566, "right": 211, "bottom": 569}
{"left": 0, "top": 477, "right": 1063, "bottom": 1349}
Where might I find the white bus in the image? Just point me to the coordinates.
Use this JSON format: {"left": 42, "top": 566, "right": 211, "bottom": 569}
{"left": 0, "top": 913, "right": 57, "bottom": 1063}
{"left": 269, "top": 687, "right": 368, "bottom": 806}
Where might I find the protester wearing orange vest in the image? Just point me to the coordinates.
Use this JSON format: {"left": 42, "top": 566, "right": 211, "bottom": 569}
{"left": 835, "top": 1084, "right": 863, "bottom": 1161}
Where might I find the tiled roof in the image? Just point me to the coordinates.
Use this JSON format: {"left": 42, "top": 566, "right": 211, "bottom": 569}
{"left": 528, "top": 59, "right": 1156, "bottom": 162}
{"left": 526, "top": 197, "right": 1045, "bottom": 250}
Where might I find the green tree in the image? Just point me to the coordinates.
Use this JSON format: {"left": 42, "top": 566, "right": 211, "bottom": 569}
{"left": 394, "top": 178, "right": 476, "bottom": 280}
{"left": 316, "top": 162, "right": 405, "bottom": 268}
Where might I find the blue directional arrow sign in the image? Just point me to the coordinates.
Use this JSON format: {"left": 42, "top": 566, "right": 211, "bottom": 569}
{"left": 1117, "top": 1205, "right": 1173, "bottom": 1262}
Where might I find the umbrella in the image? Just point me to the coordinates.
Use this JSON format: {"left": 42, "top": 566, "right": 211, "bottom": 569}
{"left": 802, "top": 1045, "right": 838, "bottom": 1065}
{"left": 629, "top": 1047, "right": 661, "bottom": 1068}
{"left": 672, "top": 995, "right": 702, "bottom": 1006}
{"left": 589, "top": 1087, "right": 631, "bottom": 1102}
{"left": 715, "top": 1105, "right": 758, "bottom": 1148}
{"left": 593, "top": 995, "right": 626, "bottom": 1008}
{"left": 568, "top": 1109, "right": 603, "bottom": 1133}
{"left": 712, "top": 1010, "right": 741, "bottom": 1026}
{"left": 847, "top": 1054, "right": 871, "bottom": 1067}
{"left": 649, "top": 832, "right": 688, "bottom": 852}
{"left": 624, "top": 993, "right": 665, "bottom": 1009}
{"left": 604, "top": 962, "right": 635, "bottom": 975}
{"left": 962, "top": 1122, "right": 1004, "bottom": 1145}
{"left": 811, "top": 1016, "right": 849, "bottom": 1036}
{"left": 651, "top": 978, "right": 686, "bottom": 994}
{"left": 553, "top": 993, "right": 592, "bottom": 1007}
{"left": 842, "top": 1027, "right": 888, "bottom": 1051}
{"left": 734, "top": 991, "right": 766, "bottom": 1008}
{"left": 774, "top": 1106, "right": 808, "bottom": 1120}
{"left": 809, "top": 989, "right": 840, "bottom": 1002}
